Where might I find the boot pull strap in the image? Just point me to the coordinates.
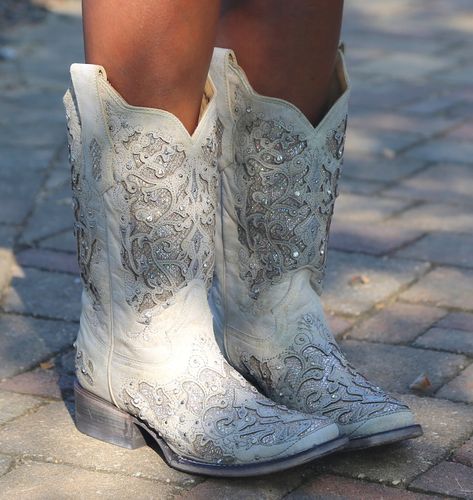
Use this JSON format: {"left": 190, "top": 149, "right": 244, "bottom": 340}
{"left": 336, "top": 46, "right": 350, "bottom": 94}
{"left": 209, "top": 48, "right": 233, "bottom": 102}
{"left": 211, "top": 47, "right": 234, "bottom": 70}
{"left": 67, "top": 64, "right": 115, "bottom": 192}
{"left": 69, "top": 64, "right": 109, "bottom": 141}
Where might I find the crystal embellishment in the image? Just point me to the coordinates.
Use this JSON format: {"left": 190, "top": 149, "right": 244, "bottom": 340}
{"left": 231, "top": 94, "right": 348, "bottom": 299}
{"left": 119, "top": 333, "right": 326, "bottom": 464}
{"left": 240, "top": 313, "right": 409, "bottom": 426}
{"left": 103, "top": 94, "right": 221, "bottom": 317}
{"left": 64, "top": 89, "right": 102, "bottom": 308}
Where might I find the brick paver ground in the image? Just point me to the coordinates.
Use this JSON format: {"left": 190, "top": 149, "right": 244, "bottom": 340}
{"left": 0, "top": 0, "right": 472, "bottom": 498}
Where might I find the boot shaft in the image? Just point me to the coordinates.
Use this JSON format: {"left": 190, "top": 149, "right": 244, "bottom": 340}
{"left": 210, "top": 48, "right": 350, "bottom": 319}
{"left": 64, "top": 65, "right": 222, "bottom": 366}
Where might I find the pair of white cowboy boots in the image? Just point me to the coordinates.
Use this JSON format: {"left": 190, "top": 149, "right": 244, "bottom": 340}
{"left": 64, "top": 47, "right": 422, "bottom": 477}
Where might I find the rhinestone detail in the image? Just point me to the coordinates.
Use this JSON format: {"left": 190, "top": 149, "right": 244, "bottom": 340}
{"left": 119, "top": 333, "right": 326, "bottom": 464}
{"left": 231, "top": 96, "right": 347, "bottom": 299}
{"left": 240, "top": 313, "right": 409, "bottom": 426}
{"left": 64, "top": 89, "right": 102, "bottom": 308}
{"left": 103, "top": 95, "right": 221, "bottom": 318}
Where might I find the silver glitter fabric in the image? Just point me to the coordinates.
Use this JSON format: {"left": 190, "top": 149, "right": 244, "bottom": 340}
{"left": 119, "top": 332, "right": 328, "bottom": 464}
{"left": 64, "top": 89, "right": 102, "bottom": 308}
{"left": 239, "top": 313, "right": 409, "bottom": 427}
{"left": 103, "top": 96, "right": 221, "bottom": 318}
{"left": 232, "top": 90, "right": 347, "bottom": 300}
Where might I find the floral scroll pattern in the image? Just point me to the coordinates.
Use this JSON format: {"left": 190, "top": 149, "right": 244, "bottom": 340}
{"left": 232, "top": 93, "right": 347, "bottom": 300}
{"left": 104, "top": 98, "right": 222, "bottom": 319}
{"left": 119, "top": 333, "right": 326, "bottom": 464}
{"left": 240, "top": 313, "right": 409, "bottom": 426}
{"left": 64, "top": 89, "right": 102, "bottom": 308}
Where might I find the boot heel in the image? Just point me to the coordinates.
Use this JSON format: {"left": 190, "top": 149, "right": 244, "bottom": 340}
{"left": 74, "top": 381, "right": 146, "bottom": 449}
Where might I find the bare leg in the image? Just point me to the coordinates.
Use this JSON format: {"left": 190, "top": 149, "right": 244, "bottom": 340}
{"left": 82, "top": 0, "right": 221, "bottom": 133}
{"left": 217, "top": 0, "right": 344, "bottom": 125}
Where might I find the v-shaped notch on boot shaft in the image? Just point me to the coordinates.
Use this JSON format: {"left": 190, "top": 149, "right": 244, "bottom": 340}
{"left": 69, "top": 63, "right": 219, "bottom": 145}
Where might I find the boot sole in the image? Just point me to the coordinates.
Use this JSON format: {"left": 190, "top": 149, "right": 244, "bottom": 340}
{"left": 74, "top": 381, "right": 347, "bottom": 477}
{"left": 345, "top": 424, "right": 423, "bottom": 451}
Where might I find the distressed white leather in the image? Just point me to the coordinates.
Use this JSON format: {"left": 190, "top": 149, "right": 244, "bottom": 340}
{"left": 209, "top": 48, "right": 417, "bottom": 439}
{"left": 64, "top": 64, "right": 339, "bottom": 466}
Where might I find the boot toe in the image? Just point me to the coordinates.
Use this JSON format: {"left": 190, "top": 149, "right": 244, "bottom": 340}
{"left": 285, "top": 420, "right": 340, "bottom": 454}
{"left": 341, "top": 409, "right": 417, "bottom": 439}
{"left": 234, "top": 411, "right": 341, "bottom": 464}
{"left": 291, "top": 421, "right": 340, "bottom": 453}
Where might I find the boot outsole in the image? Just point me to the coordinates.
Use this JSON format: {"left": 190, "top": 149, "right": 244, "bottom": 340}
{"left": 74, "top": 381, "right": 347, "bottom": 477}
{"left": 345, "top": 424, "right": 423, "bottom": 451}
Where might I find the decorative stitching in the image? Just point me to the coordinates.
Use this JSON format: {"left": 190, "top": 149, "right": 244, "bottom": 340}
{"left": 231, "top": 94, "right": 347, "bottom": 300}
{"left": 64, "top": 90, "right": 102, "bottom": 308}
{"left": 240, "top": 313, "right": 409, "bottom": 426}
{"left": 104, "top": 102, "right": 221, "bottom": 320}
{"left": 119, "top": 333, "right": 326, "bottom": 463}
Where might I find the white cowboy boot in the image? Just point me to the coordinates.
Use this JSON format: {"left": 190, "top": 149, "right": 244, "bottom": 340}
{"left": 63, "top": 63, "right": 345, "bottom": 477}
{"left": 209, "top": 48, "right": 423, "bottom": 450}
